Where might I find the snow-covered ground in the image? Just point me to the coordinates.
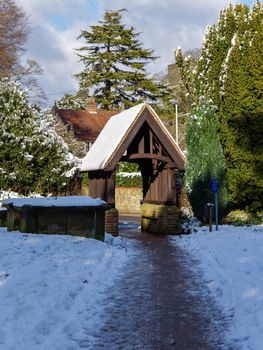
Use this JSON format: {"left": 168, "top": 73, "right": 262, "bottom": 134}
{"left": 0, "top": 228, "right": 131, "bottom": 350}
{"left": 2, "top": 220, "right": 263, "bottom": 350}
{"left": 170, "top": 225, "right": 263, "bottom": 350}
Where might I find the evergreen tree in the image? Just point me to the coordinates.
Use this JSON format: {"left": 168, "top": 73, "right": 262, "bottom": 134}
{"left": 55, "top": 90, "right": 88, "bottom": 110}
{"left": 176, "top": 2, "right": 262, "bottom": 212}
{"left": 185, "top": 99, "right": 227, "bottom": 220}
{"left": 75, "top": 9, "right": 169, "bottom": 110}
{"left": 175, "top": 48, "right": 197, "bottom": 108}
{"left": 0, "top": 80, "right": 77, "bottom": 195}
{"left": 220, "top": 1, "right": 263, "bottom": 210}
{"left": 175, "top": 4, "right": 250, "bottom": 107}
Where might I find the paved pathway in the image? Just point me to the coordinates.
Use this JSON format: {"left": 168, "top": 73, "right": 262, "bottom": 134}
{"left": 87, "top": 217, "right": 235, "bottom": 349}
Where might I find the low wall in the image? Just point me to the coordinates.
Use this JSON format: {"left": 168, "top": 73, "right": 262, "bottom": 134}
{"left": 115, "top": 187, "right": 142, "bottom": 214}
{"left": 141, "top": 203, "right": 181, "bottom": 235}
{"left": 82, "top": 186, "right": 142, "bottom": 215}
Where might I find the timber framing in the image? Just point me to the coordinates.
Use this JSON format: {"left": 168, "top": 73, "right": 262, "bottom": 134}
{"left": 103, "top": 108, "right": 184, "bottom": 171}
{"left": 81, "top": 103, "right": 185, "bottom": 208}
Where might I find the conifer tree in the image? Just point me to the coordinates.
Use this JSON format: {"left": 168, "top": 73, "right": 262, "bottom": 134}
{"left": 0, "top": 80, "right": 77, "bottom": 195}
{"left": 220, "top": 1, "right": 263, "bottom": 210}
{"left": 185, "top": 99, "right": 227, "bottom": 220}
{"left": 75, "top": 9, "right": 169, "bottom": 110}
{"left": 55, "top": 90, "right": 88, "bottom": 110}
{"left": 176, "top": 2, "right": 262, "bottom": 212}
{"left": 175, "top": 48, "right": 196, "bottom": 107}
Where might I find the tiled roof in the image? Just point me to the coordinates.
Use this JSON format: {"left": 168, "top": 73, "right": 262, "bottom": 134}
{"left": 56, "top": 109, "right": 117, "bottom": 142}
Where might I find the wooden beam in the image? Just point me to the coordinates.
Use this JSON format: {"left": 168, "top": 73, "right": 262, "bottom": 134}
{"left": 104, "top": 108, "right": 184, "bottom": 171}
{"left": 138, "top": 134, "right": 145, "bottom": 153}
{"left": 144, "top": 109, "right": 185, "bottom": 170}
{"left": 167, "top": 162, "right": 179, "bottom": 169}
{"left": 128, "top": 153, "right": 171, "bottom": 163}
{"left": 149, "top": 129, "right": 153, "bottom": 154}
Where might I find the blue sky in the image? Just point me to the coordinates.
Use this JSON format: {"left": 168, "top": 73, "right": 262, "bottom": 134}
{"left": 16, "top": 0, "right": 255, "bottom": 106}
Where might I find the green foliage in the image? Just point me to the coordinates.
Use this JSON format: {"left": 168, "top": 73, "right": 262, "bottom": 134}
{"left": 175, "top": 48, "right": 197, "bottom": 107}
{"left": 75, "top": 9, "right": 169, "bottom": 110}
{"left": 177, "top": 2, "right": 263, "bottom": 212}
{"left": 220, "top": 1, "right": 263, "bottom": 210}
{"left": 116, "top": 162, "right": 142, "bottom": 187}
{"left": 55, "top": 91, "right": 88, "bottom": 110}
{"left": 115, "top": 174, "right": 142, "bottom": 187}
{"left": 185, "top": 99, "right": 227, "bottom": 220}
{"left": 0, "top": 80, "right": 77, "bottom": 195}
{"left": 224, "top": 210, "right": 263, "bottom": 226}
{"left": 81, "top": 172, "right": 89, "bottom": 186}
{"left": 117, "top": 162, "right": 139, "bottom": 173}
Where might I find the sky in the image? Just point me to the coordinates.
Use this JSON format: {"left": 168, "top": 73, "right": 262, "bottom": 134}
{"left": 15, "top": 0, "right": 254, "bottom": 106}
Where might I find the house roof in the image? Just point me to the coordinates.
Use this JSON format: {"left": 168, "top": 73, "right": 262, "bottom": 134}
{"left": 80, "top": 103, "right": 185, "bottom": 172}
{"left": 56, "top": 109, "right": 117, "bottom": 142}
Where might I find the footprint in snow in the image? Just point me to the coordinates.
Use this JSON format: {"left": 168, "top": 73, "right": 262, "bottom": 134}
{"left": 0, "top": 272, "right": 9, "bottom": 286}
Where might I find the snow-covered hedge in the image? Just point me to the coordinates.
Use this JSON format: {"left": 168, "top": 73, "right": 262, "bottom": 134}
{"left": 116, "top": 162, "right": 142, "bottom": 187}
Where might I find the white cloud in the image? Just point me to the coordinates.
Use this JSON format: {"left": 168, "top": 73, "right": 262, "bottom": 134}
{"left": 15, "top": 0, "right": 241, "bottom": 106}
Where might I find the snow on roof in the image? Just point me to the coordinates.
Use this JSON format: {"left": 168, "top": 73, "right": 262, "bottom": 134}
{"left": 81, "top": 103, "right": 185, "bottom": 172}
{"left": 3, "top": 196, "right": 106, "bottom": 208}
{"left": 80, "top": 103, "right": 145, "bottom": 171}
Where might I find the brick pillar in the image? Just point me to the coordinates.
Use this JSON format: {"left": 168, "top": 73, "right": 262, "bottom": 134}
{"left": 105, "top": 208, "right": 119, "bottom": 236}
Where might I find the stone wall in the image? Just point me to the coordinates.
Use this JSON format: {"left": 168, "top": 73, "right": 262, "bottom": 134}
{"left": 141, "top": 203, "right": 181, "bottom": 235}
{"left": 82, "top": 186, "right": 142, "bottom": 215}
{"left": 115, "top": 187, "right": 142, "bottom": 214}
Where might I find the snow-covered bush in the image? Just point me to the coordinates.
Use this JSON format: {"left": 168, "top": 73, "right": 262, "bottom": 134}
{"left": 55, "top": 93, "right": 87, "bottom": 109}
{"left": 180, "top": 206, "right": 201, "bottom": 234}
{"left": 0, "top": 190, "right": 42, "bottom": 207}
{"left": 0, "top": 80, "right": 78, "bottom": 195}
{"left": 116, "top": 162, "right": 142, "bottom": 187}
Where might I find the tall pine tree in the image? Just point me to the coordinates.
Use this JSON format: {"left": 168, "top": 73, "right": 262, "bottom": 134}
{"left": 75, "top": 9, "right": 169, "bottom": 110}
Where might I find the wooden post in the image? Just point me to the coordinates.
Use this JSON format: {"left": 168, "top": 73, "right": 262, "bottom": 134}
{"left": 207, "top": 203, "right": 214, "bottom": 232}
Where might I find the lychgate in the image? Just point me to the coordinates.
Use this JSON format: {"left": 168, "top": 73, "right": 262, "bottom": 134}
{"left": 81, "top": 103, "right": 185, "bottom": 235}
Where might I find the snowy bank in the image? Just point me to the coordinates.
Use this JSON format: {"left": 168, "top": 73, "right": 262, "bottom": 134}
{"left": 170, "top": 225, "right": 263, "bottom": 350}
{"left": 0, "top": 228, "right": 131, "bottom": 349}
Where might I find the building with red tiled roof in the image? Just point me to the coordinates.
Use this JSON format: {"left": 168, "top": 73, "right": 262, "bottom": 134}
{"left": 53, "top": 98, "right": 118, "bottom": 157}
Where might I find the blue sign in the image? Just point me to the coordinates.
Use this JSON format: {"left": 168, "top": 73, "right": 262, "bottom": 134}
{"left": 211, "top": 178, "right": 219, "bottom": 193}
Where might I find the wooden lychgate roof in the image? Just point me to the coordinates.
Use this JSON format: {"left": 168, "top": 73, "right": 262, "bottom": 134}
{"left": 80, "top": 103, "right": 185, "bottom": 172}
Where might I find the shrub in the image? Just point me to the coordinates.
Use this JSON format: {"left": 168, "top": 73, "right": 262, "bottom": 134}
{"left": 185, "top": 99, "right": 227, "bottom": 221}
{"left": 224, "top": 210, "right": 263, "bottom": 226}
{"left": 0, "top": 80, "right": 78, "bottom": 195}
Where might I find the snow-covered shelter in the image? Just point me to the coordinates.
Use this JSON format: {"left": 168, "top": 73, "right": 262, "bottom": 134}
{"left": 81, "top": 103, "right": 185, "bottom": 235}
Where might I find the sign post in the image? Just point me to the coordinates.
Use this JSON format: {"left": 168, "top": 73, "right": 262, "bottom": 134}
{"left": 211, "top": 178, "right": 219, "bottom": 231}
